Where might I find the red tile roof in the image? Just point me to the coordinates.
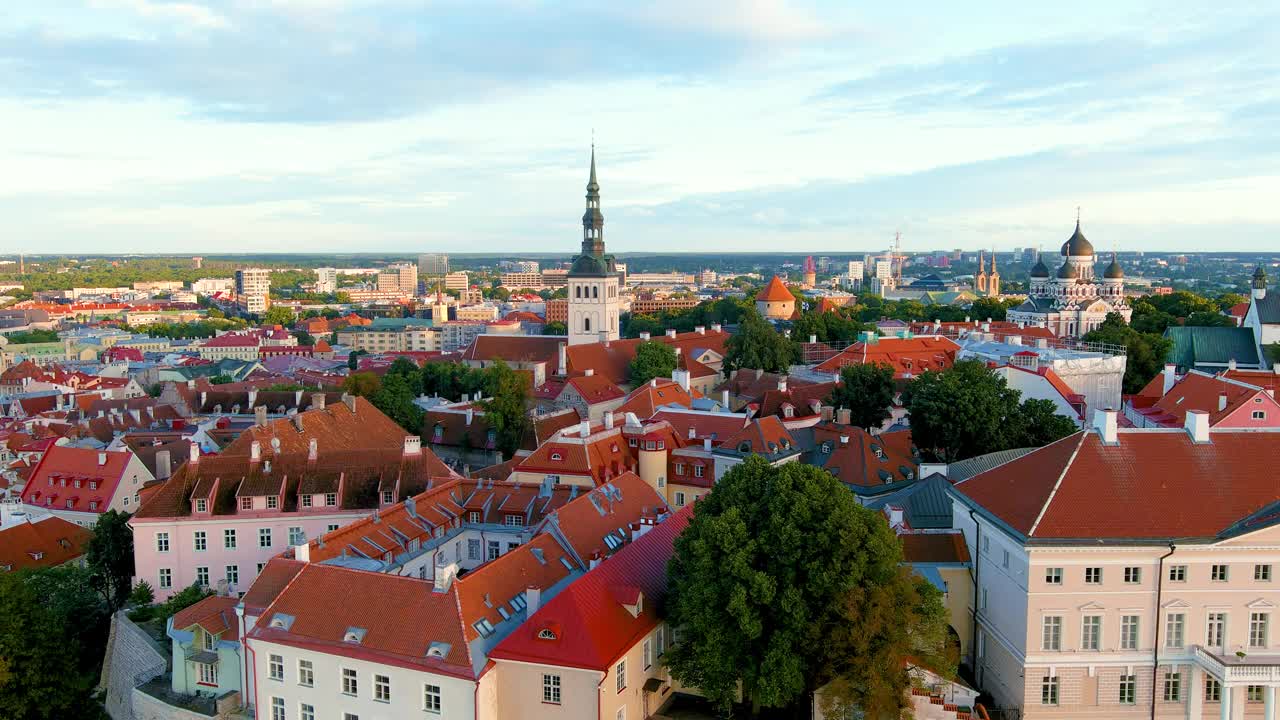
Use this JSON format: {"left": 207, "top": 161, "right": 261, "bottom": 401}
{"left": 954, "top": 429, "right": 1280, "bottom": 540}
{"left": 172, "top": 595, "right": 241, "bottom": 641}
{"left": 647, "top": 409, "right": 749, "bottom": 446}
{"left": 613, "top": 379, "right": 700, "bottom": 419}
{"left": 563, "top": 374, "right": 626, "bottom": 404}
{"left": 489, "top": 505, "right": 693, "bottom": 671}
{"left": 756, "top": 276, "right": 794, "bottom": 302}
{"left": 1222, "top": 368, "right": 1280, "bottom": 395}
{"left": 224, "top": 396, "right": 409, "bottom": 457}
{"left": 538, "top": 472, "right": 668, "bottom": 564}
{"left": 1131, "top": 370, "right": 1276, "bottom": 427}
{"left": 21, "top": 445, "right": 139, "bottom": 514}
{"left": 810, "top": 424, "right": 917, "bottom": 487}
{"left": 242, "top": 558, "right": 306, "bottom": 613}
{"left": 515, "top": 426, "right": 637, "bottom": 484}
{"left": 814, "top": 336, "right": 961, "bottom": 378}
{"left": 461, "top": 335, "right": 564, "bottom": 366}
{"left": 454, "top": 533, "right": 576, "bottom": 643}
{"left": 0, "top": 516, "right": 92, "bottom": 572}
{"left": 720, "top": 416, "right": 797, "bottom": 455}
{"left": 900, "top": 532, "right": 970, "bottom": 564}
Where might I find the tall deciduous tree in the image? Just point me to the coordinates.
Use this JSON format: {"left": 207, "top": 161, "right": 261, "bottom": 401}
{"left": 664, "top": 457, "right": 951, "bottom": 717}
{"left": 724, "top": 309, "right": 794, "bottom": 373}
{"left": 628, "top": 340, "right": 678, "bottom": 386}
{"left": 826, "top": 362, "right": 896, "bottom": 430}
{"left": 479, "top": 361, "right": 531, "bottom": 458}
{"left": 371, "top": 372, "right": 423, "bottom": 434}
{"left": 86, "top": 510, "right": 135, "bottom": 613}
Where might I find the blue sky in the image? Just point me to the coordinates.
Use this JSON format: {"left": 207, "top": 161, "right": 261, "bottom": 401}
{"left": 2, "top": 1, "right": 1278, "bottom": 254}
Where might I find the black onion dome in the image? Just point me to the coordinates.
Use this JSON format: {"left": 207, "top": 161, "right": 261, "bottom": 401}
{"left": 1103, "top": 253, "right": 1124, "bottom": 279}
{"left": 1030, "top": 257, "right": 1050, "bottom": 278}
{"left": 1060, "top": 219, "right": 1095, "bottom": 256}
{"left": 1057, "top": 262, "right": 1078, "bottom": 279}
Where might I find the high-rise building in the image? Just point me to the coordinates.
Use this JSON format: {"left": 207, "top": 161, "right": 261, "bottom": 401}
{"left": 378, "top": 263, "right": 419, "bottom": 297}
{"left": 443, "top": 271, "right": 470, "bottom": 292}
{"left": 847, "top": 260, "right": 865, "bottom": 278}
{"left": 567, "top": 147, "right": 619, "bottom": 346}
{"left": 417, "top": 253, "right": 449, "bottom": 279}
{"left": 314, "top": 267, "right": 338, "bottom": 294}
{"left": 234, "top": 268, "right": 270, "bottom": 314}
{"left": 192, "top": 256, "right": 203, "bottom": 269}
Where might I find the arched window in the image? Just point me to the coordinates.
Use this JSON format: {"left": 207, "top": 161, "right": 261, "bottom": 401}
{"left": 584, "top": 317, "right": 591, "bottom": 332}
{"left": 592, "top": 285, "right": 599, "bottom": 299}
{"left": 575, "top": 285, "right": 581, "bottom": 299}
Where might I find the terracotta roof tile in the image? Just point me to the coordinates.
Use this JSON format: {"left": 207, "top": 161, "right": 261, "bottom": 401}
{"left": 756, "top": 276, "right": 795, "bottom": 302}
{"left": 0, "top": 516, "right": 91, "bottom": 572}
{"left": 171, "top": 595, "right": 241, "bottom": 641}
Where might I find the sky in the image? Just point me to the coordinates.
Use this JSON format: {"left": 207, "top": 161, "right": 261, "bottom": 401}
{"left": 2, "top": 1, "right": 1278, "bottom": 255}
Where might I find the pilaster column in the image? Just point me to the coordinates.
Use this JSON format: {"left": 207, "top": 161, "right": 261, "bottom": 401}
{"left": 1186, "top": 666, "right": 1203, "bottom": 720}
{"left": 1219, "top": 684, "right": 1232, "bottom": 720}
{"left": 1264, "top": 686, "right": 1275, "bottom": 720}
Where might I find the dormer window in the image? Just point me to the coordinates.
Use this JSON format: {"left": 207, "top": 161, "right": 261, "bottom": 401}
{"left": 550, "top": 452, "right": 563, "bottom": 461}
{"left": 325, "top": 492, "right": 337, "bottom": 506}
{"left": 469, "top": 511, "right": 481, "bottom": 523}
{"left": 433, "top": 425, "right": 444, "bottom": 442}
{"left": 239, "top": 497, "right": 252, "bottom": 511}
{"left": 693, "top": 465, "right": 704, "bottom": 478}
{"left": 474, "top": 619, "right": 495, "bottom": 638}
{"left": 343, "top": 627, "right": 367, "bottom": 644}
{"left": 195, "top": 498, "right": 207, "bottom": 513}
{"left": 537, "top": 628, "right": 558, "bottom": 640}
{"left": 266, "top": 495, "right": 278, "bottom": 510}
{"left": 89, "top": 481, "right": 97, "bottom": 490}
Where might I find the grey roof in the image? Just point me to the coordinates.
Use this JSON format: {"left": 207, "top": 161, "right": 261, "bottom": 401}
{"left": 1012, "top": 296, "right": 1055, "bottom": 314}
{"left": 862, "top": 473, "right": 956, "bottom": 529}
{"left": 1254, "top": 292, "right": 1280, "bottom": 324}
{"left": 1060, "top": 220, "right": 1095, "bottom": 256}
{"left": 947, "top": 447, "right": 1037, "bottom": 483}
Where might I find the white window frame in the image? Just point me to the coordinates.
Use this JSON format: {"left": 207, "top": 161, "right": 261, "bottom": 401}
{"left": 1250, "top": 612, "right": 1269, "bottom": 648}
{"left": 198, "top": 661, "right": 218, "bottom": 686}
{"left": 543, "top": 673, "right": 561, "bottom": 704}
{"left": 374, "top": 674, "right": 390, "bottom": 703}
{"left": 259, "top": 527, "right": 272, "bottom": 548}
{"left": 1166, "top": 613, "right": 1186, "bottom": 649}
{"left": 616, "top": 659, "right": 627, "bottom": 693}
{"left": 1045, "top": 567, "right": 1063, "bottom": 585}
{"left": 298, "top": 659, "right": 313, "bottom": 687}
{"left": 423, "top": 683, "right": 441, "bottom": 713}
{"left": 1081, "top": 615, "right": 1101, "bottom": 651}
{"left": 269, "top": 654, "right": 284, "bottom": 681}
{"left": 194, "top": 531, "right": 207, "bottom": 552}
{"left": 156, "top": 532, "right": 169, "bottom": 553}
{"left": 1042, "top": 616, "right": 1062, "bottom": 651}
{"left": 342, "top": 668, "right": 358, "bottom": 696}
{"left": 1041, "top": 675, "right": 1059, "bottom": 706}
{"left": 224, "top": 528, "right": 236, "bottom": 549}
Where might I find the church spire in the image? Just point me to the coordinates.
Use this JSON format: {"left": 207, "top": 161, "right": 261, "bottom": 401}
{"left": 581, "top": 144, "right": 604, "bottom": 257}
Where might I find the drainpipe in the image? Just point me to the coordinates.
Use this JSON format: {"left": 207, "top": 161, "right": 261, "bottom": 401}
{"left": 1151, "top": 543, "right": 1176, "bottom": 720}
{"left": 969, "top": 509, "right": 983, "bottom": 687}
{"left": 245, "top": 638, "right": 260, "bottom": 714}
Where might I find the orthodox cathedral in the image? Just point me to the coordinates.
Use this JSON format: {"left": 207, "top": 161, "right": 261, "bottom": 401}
{"left": 1006, "top": 219, "right": 1130, "bottom": 337}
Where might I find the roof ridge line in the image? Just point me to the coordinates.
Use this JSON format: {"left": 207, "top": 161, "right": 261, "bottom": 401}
{"left": 1028, "top": 432, "right": 1088, "bottom": 537}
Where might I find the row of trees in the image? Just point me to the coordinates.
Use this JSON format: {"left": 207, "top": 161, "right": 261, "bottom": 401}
{"left": 342, "top": 358, "right": 532, "bottom": 457}
{"left": 130, "top": 317, "right": 248, "bottom": 339}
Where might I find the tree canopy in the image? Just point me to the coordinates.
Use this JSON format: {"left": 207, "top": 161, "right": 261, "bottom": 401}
{"left": 1083, "top": 312, "right": 1174, "bottom": 394}
{"left": 262, "top": 305, "right": 297, "bottom": 327}
{"left": 478, "top": 361, "right": 532, "bottom": 458}
{"left": 905, "top": 359, "right": 1079, "bottom": 462}
{"left": 724, "top": 309, "right": 794, "bottom": 373}
{"left": 826, "top": 362, "right": 896, "bottom": 430}
{"left": 628, "top": 340, "right": 678, "bottom": 386}
{"left": 86, "top": 510, "right": 135, "bottom": 614}
{"left": 664, "top": 457, "right": 951, "bottom": 717}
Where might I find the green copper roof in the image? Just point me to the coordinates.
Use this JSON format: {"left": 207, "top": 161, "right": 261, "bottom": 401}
{"left": 1164, "top": 326, "right": 1261, "bottom": 369}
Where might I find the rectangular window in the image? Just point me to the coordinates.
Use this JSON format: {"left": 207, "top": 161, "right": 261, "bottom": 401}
{"left": 1250, "top": 612, "right": 1269, "bottom": 648}
{"left": 342, "top": 668, "right": 357, "bottom": 696}
{"left": 1256, "top": 564, "right": 1272, "bottom": 582}
{"left": 1166, "top": 613, "right": 1185, "bottom": 648}
{"left": 1252, "top": 410, "right": 1267, "bottom": 420}
{"left": 468, "top": 511, "right": 481, "bottom": 523}
{"left": 656, "top": 625, "right": 665, "bottom": 657}
{"left": 543, "top": 674, "right": 561, "bottom": 704}
{"left": 196, "top": 566, "right": 209, "bottom": 586}
{"left": 1042, "top": 616, "right": 1062, "bottom": 651}
{"left": 199, "top": 662, "right": 218, "bottom": 686}
{"left": 504, "top": 514, "right": 525, "bottom": 526}
{"left": 195, "top": 498, "right": 207, "bottom": 513}
{"left": 616, "top": 709, "right": 625, "bottom": 720}
{"left": 224, "top": 528, "right": 236, "bottom": 549}
{"left": 1163, "top": 672, "right": 1182, "bottom": 702}
{"left": 269, "top": 654, "right": 283, "bottom": 681}
{"left": 1169, "top": 565, "right": 1187, "bottom": 582}
{"left": 327, "top": 523, "right": 339, "bottom": 532}
{"left": 616, "top": 659, "right": 627, "bottom": 693}
{"left": 1002, "top": 549, "right": 1010, "bottom": 569}
{"left": 159, "top": 568, "right": 172, "bottom": 589}
{"left": 194, "top": 531, "right": 207, "bottom": 551}
{"left": 225, "top": 565, "right": 238, "bottom": 586}
{"left": 298, "top": 659, "right": 313, "bottom": 687}
{"left": 1119, "top": 675, "right": 1136, "bottom": 704}
{"left": 1085, "top": 567, "right": 1102, "bottom": 584}
{"left": 1041, "top": 676, "right": 1059, "bottom": 705}
{"left": 381, "top": 491, "right": 393, "bottom": 505}
{"left": 259, "top": 528, "right": 272, "bottom": 548}
{"left": 1205, "top": 677, "right": 1221, "bottom": 702}
{"left": 487, "top": 540, "right": 500, "bottom": 560}
{"left": 1207, "top": 612, "right": 1226, "bottom": 647}
{"left": 271, "top": 697, "right": 285, "bottom": 720}
{"left": 374, "top": 674, "right": 390, "bottom": 703}
{"left": 267, "top": 495, "right": 278, "bottom": 510}
{"left": 1124, "top": 566, "right": 1141, "bottom": 584}
{"left": 300, "top": 704, "right": 314, "bottom": 720}
{"left": 423, "top": 683, "right": 441, "bottom": 713}
{"left": 288, "top": 527, "right": 304, "bottom": 546}
{"left": 643, "top": 639, "right": 652, "bottom": 669}
{"left": 1045, "top": 567, "right": 1063, "bottom": 585}
{"left": 1212, "top": 564, "right": 1229, "bottom": 582}
{"left": 1248, "top": 685, "right": 1265, "bottom": 702}
{"left": 468, "top": 539, "right": 481, "bottom": 560}
{"left": 674, "top": 491, "right": 686, "bottom": 507}
{"left": 1081, "top": 615, "right": 1101, "bottom": 651}
{"left": 344, "top": 714, "right": 358, "bottom": 720}
{"left": 325, "top": 492, "right": 337, "bottom": 506}
{"left": 675, "top": 463, "right": 685, "bottom": 476}
{"left": 301, "top": 495, "right": 312, "bottom": 508}
{"left": 156, "top": 532, "right": 169, "bottom": 553}
{"left": 239, "top": 496, "right": 252, "bottom": 511}
{"left": 693, "top": 465, "right": 704, "bottom": 478}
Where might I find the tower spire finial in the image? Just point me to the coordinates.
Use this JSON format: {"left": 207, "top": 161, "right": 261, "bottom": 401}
{"left": 1076, "top": 206, "right": 1081, "bottom": 228}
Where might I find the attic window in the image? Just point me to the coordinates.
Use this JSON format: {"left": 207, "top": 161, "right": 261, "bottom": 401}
{"left": 195, "top": 498, "right": 207, "bottom": 513}
{"left": 269, "top": 613, "right": 295, "bottom": 630}
{"left": 474, "top": 619, "right": 495, "bottom": 638}
{"left": 821, "top": 441, "right": 832, "bottom": 454}
{"left": 628, "top": 438, "right": 638, "bottom": 447}
{"left": 737, "top": 442, "right": 751, "bottom": 453}
{"left": 426, "top": 642, "right": 450, "bottom": 659}
{"left": 239, "top": 497, "right": 252, "bottom": 511}
{"left": 498, "top": 606, "right": 511, "bottom": 621}
{"left": 510, "top": 594, "right": 528, "bottom": 612}
{"left": 610, "top": 443, "right": 619, "bottom": 453}
{"left": 343, "top": 627, "right": 367, "bottom": 644}
{"left": 537, "top": 628, "right": 558, "bottom": 640}
{"left": 89, "top": 481, "right": 97, "bottom": 490}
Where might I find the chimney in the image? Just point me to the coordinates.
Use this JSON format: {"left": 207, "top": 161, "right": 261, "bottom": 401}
{"left": 836, "top": 408, "right": 851, "bottom": 425}
{"left": 433, "top": 561, "right": 459, "bottom": 592}
{"left": 308, "top": 438, "right": 318, "bottom": 461}
{"left": 703, "top": 437, "right": 711, "bottom": 452}
{"left": 98, "top": 452, "right": 108, "bottom": 466}
{"left": 777, "top": 377, "right": 788, "bottom": 392}
{"left": 720, "top": 389, "right": 730, "bottom": 409}
{"left": 189, "top": 442, "right": 200, "bottom": 464}
{"left": 688, "top": 426, "right": 697, "bottom": 439}
{"left": 343, "top": 393, "right": 356, "bottom": 412}
{"left": 1185, "top": 409, "right": 1211, "bottom": 443}
{"left": 981, "top": 321, "right": 991, "bottom": 332}
{"left": 292, "top": 414, "right": 304, "bottom": 432}
{"left": 711, "top": 324, "right": 722, "bottom": 332}
{"left": 666, "top": 329, "right": 677, "bottom": 338}
{"left": 672, "top": 369, "right": 691, "bottom": 392}
{"left": 312, "top": 393, "right": 326, "bottom": 411}
{"left": 1093, "top": 408, "right": 1118, "bottom": 444}
{"left": 404, "top": 436, "right": 422, "bottom": 456}
{"left": 558, "top": 342, "right": 567, "bottom": 376}
{"left": 1228, "top": 358, "right": 1237, "bottom": 371}
{"left": 603, "top": 411, "right": 615, "bottom": 430}
{"left": 839, "top": 435, "right": 849, "bottom": 445}
{"left": 696, "top": 325, "right": 706, "bottom": 335}
{"left": 250, "top": 440, "right": 261, "bottom": 462}
{"left": 579, "top": 420, "right": 591, "bottom": 438}
{"left": 1008, "top": 335, "right": 1022, "bottom": 346}
{"left": 639, "top": 331, "right": 650, "bottom": 340}
{"left": 1162, "top": 364, "right": 1177, "bottom": 396}
{"left": 1218, "top": 393, "right": 1229, "bottom": 412}
{"left": 585, "top": 368, "right": 594, "bottom": 377}
{"left": 465, "top": 408, "right": 474, "bottom": 426}
{"left": 524, "top": 586, "right": 541, "bottom": 615}
{"left": 820, "top": 405, "right": 834, "bottom": 422}
{"left": 861, "top": 330, "right": 878, "bottom": 345}
{"left": 155, "top": 450, "right": 171, "bottom": 480}
{"left": 247, "top": 388, "right": 258, "bottom": 408}
{"left": 809, "top": 334, "right": 817, "bottom": 344}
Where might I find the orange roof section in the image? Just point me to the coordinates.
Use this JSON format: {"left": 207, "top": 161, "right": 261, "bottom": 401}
{"left": 756, "top": 275, "right": 795, "bottom": 302}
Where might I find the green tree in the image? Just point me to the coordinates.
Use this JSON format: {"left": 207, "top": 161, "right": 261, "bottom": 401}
{"left": 209, "top": 374, "right": 235, "bottom": 385}
{"left": 128, "top": 580, "right": 155, "bottom": 607}
{"left": 543, "top": 321, "right": 567, "bottom": 336}
{"left": 341, "top": 372, "right": 381, "bottom": 398}
{"left": 346, "top": 349, "right": 368, "bottom": 371}
{"left": 628, "top": 340, "right": 678, "bottom": 386}
{"left": 827, "top": 362, "right": 896, "bottom": 430}
{"left": 905, "top": 359, "right": 1075, "bottom": 462}
{"left": 724, "top": 309, "right": 794, "bottom": 373}
{"left": 969, "top": 296, "right": 1010, "bottom": 321}
{"left": 1083, "top": 313, "right": 1173, "bottom": 394}
{"left": 3, "top": 329, "right": 59, "bottom": 344}
{"left": 262, "top": 305, "right": 297, "bottom": 327}
{"left": 86, "top": 510, "right": 135, "bottom": 613}
{"left": 665, "top": 457, "right": 951, "bottom": 717}
{"left": 1266, "top": 343, "right": 1280, "bottom": 366}
{"left": 371, "top": 372, "right": 423, "bottom": 434}
{"left": 479, "top": 361, "right": 531, "bottom": 458}
{"left": 292, "top": 330, "right": 316, "bottom": 346}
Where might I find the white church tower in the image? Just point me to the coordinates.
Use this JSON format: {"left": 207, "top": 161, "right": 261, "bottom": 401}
{"left": 567, "top": 146, "right": 620, "bottom": 346}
